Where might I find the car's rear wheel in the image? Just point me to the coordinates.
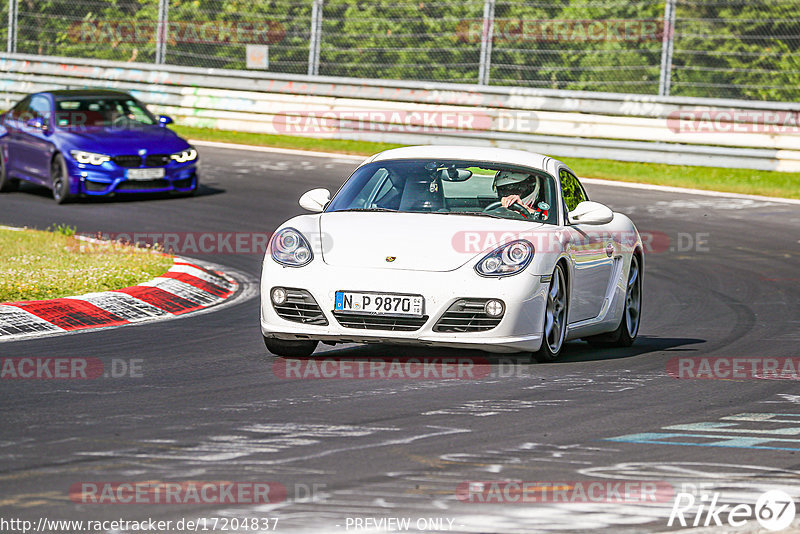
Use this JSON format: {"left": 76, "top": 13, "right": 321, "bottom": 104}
{"left": 533, "top": 263, "right": 568, "bottom": 363}
{"left": 263, "top": 336, "right": 319, "bottom": 357}
{"left": 0, "top": 154, "right": 18, "bottom": 192}
{"left": 586, "top": 253, "right": 642, "bottom": 348}
{"left": 51, "top": 154, "right": 72, "bottom": 204}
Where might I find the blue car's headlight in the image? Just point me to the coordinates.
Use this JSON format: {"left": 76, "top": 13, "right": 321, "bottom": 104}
{"left": 70, "top": 150, "right": 110, "bottom": 165}
{"left": 475, "top": 240, "right": 533, "bottom": 277}
{"left": 270, "top": 228, "right": 313, "bottom": 267}
{"left": 170, "top": 148, "right": 197, "bottom": 163}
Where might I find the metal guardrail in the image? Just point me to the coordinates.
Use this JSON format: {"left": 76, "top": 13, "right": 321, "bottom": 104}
{"left": 2, "top": 53, "right": 799, "bottom": 172}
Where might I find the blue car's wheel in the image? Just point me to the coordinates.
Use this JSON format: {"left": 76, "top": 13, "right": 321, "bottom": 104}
{"left": 51, "top": 154, "right": 72, "bottom": 204}
{"left": 0, "top": 153, "right": 18, "bottom": 192}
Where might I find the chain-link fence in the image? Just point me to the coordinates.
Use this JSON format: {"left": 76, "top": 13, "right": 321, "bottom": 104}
{"left": 5, "top": 0, "right": 800, "bottom": 101}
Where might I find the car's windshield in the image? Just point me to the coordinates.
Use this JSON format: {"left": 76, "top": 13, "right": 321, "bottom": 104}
{"left": 53, "top": 96, "right": 156, "bottom": 128}
{"left": 326, "top": 159, "right": 559, "bottom": 223}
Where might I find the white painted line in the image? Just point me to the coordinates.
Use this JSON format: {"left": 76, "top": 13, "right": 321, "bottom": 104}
{"left": 190, "top": 139, "right": 800, "bottom": 205}
{"left": 191, "top": 139, "right": 365, "bottom": 161}
{"left": 581, "top": 177, "right": 800, "bottom": 206}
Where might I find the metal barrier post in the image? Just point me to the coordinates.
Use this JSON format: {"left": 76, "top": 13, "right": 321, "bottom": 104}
{"left": 156, "top": 0, "right": 169, "bottom": 64}
{"left": 7, "top": 0, "right": 17, "bottom": 54}
{"left": 478, "top": 0, "right": 495, "bottom": 85}
{"left": 308, "top": 0, "right": 323, "bottom": 76}
{"left": 658, "top": 0, "right": 676, "bottom": 96}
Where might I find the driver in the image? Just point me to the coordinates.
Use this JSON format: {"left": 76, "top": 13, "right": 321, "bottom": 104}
{"left": 494, "top": 171, "right": 541, "bottom": 213}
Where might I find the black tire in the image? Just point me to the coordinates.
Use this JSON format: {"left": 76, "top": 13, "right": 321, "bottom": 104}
{"left": 264, "top": 336, "right": 318, "bottom": 357}
{"left": 0, "top": 153, "right": 18, "bottom": 192}
{"left": 51, "top": 154, "right": 72, "bottom": 204}
{"left": 585, "top": 253, "right": 642, "bottom": 348}
{"left": 533, "top": 262, "right": 569, "bottom": 363}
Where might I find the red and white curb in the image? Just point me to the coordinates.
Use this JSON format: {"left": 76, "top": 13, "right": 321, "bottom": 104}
{"left": 0, "top": 257, "right": 243, "bottom": 342}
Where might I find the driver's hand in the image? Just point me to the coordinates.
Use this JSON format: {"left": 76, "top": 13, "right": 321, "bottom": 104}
{"left": 501, "top": 195, "right": 522, "bottom": 208}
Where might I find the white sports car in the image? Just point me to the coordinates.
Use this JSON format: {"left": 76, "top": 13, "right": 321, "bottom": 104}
{"left": 260, "top": 146, "right": 643, "bottom": 362}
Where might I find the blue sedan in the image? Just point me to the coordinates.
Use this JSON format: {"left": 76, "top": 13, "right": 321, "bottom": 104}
{"left": 0, "top": 89, "right": 198, "bottom": 203}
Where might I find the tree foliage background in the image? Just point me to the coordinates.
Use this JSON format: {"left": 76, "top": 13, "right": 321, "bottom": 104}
{"left": 11, "top": 0, "right": 800, "bottom": 101}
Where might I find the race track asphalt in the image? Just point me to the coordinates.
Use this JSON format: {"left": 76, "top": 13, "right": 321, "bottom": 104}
{"left": 1, "top": 145, "right": 799, "bottom": 533}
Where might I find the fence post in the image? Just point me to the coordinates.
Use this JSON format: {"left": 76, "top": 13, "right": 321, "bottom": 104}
{"left": 477, "top": 0, "right": 495, "bottom": 85}
{"left": 7, "top": 0, "right": 17, "bottom": 53}
{"left": 155, "top": 0, "right": 169, "bottom": 64}
{"left": 308, "top": 0, "right": 323, "bottom": 76}
{"left": 658, "top": 0, "right": 676, "bottom": 96}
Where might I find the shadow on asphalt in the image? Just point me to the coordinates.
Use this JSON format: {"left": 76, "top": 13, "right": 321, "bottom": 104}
{"left": 280, "top": 335, "right": 706, "bottom": 367}
{"left": 14, "top": 181, "right": 225, "bottom": 203}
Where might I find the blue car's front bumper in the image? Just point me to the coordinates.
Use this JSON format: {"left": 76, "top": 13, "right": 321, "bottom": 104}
{"left": 66, "top": 157, "right": 198, "bottom": 196}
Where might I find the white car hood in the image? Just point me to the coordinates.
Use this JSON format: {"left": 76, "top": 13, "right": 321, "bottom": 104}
{"left": 319, "top": 211, "right": 543, "bottom": 272}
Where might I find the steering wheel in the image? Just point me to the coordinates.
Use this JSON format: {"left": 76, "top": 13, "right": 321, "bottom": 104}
{"left": 484, "top": 200, "right": 529, "bottom": 217}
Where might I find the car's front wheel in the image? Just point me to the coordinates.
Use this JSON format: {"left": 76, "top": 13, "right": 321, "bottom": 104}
{"left": 263, "top": 336, "right": 319, "bottom": 357}
{"left": 0, "top": 154, "right": 18, "bottom": 192}
{"left": 533, "top": 262, "right": 568, "bottom": 363}
{"left": 586, "top": 253, "right": 642, "bottom": 348}
{"left": 51, "top": 154, "right": 72, "bottom": 204}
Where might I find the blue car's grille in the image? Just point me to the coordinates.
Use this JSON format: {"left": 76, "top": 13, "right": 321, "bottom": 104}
{"left": 112, "top": 155, "right": 142, "bottom": 168}
{"left": 145, "top": 154, "right": 170, "bottom": 167}
{"left": 172, "top": 177, "right": 195, "bottom": 188}
{"left": 83, "top": 181, "right": 108, "bottom": 193}
{"left": 110, "top": 154, "right": 171, "bottom": 168}
{"left": 116, "top": 179, "right": 170, "bottom": 191}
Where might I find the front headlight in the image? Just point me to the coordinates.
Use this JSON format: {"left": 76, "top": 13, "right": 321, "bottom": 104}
{"left": 475, "top": 240, "right": 533, "bottom": 277}
{"left": 270, "top": 228, "right": 313, "bottom": 267}
{"left": 170, "top": 148, "right": 198, "bottom": 163}
{"left": 70, "top": 150, "right": 110, "bottom": 165}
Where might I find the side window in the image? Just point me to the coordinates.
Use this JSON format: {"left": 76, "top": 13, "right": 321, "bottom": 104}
{"left": 29, "top": 96, "right": 52, "bottom": 128}
{"left": 9, "top": 97, "right": 31, "bottom": 121}
{"left": 559, "top": 169, "right": 588, "bottom": 212}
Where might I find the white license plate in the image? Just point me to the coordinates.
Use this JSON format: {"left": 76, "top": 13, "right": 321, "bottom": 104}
{"left": 335, "top": 291, "right": 424, "bottom": 316}
{"left": 126, "top": 168, "right": 165, "bottom": 180}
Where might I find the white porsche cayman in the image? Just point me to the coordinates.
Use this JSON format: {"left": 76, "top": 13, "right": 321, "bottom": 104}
{"left": 260, "top": 146, "right": 643, "bottom": 362}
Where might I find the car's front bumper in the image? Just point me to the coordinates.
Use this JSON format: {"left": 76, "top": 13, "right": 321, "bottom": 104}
{"left": 65, "top": 159, "right": 198, "bottom": 195}
{"left": 260, "top": 259, "right": 548, "bottom": 353}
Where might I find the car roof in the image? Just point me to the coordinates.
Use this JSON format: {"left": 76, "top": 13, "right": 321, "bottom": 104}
{"left": 366, "top": 145, "right": 552, "bottom": 172}
{"left": 39, "top": 89, "right": 133, "bottom": 98}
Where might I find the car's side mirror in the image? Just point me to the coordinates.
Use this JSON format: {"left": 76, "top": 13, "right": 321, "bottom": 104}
{"left": 568, "top": 201, "right": 614, "bottom": 225}
{"left": 158, "top": 115, "right": 174, "bottom": 127}
{"left": 299, "top": 188, "right": 331, "bottom": 212}
{"left": 25, "top": 117, "right": 44, "bottom": 130}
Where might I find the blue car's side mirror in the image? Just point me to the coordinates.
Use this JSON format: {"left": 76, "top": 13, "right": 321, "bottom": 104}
{"left": 25, "top": 117, "right": 45, "bottom": 130}
{"left": 158, "top": 115, "right": 174, "bottom": 127}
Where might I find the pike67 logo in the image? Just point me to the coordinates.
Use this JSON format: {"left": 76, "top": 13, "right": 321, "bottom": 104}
{"left": 668, "top": 489, "right": 796, "bottom": 531}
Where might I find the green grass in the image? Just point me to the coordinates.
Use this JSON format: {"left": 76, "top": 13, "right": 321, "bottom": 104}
{"left": 173, "top": 125, "right": 800, "bottom": 199}
{"left": 0, "top": 227, "right": 174, "bottom": 303}
{"left": 173, "top": 125, "right": 405, "bottom": 156}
